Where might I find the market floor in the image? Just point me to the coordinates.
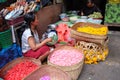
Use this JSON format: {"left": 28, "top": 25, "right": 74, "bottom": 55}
{"left": 78, "top": 31, "right": 120, "bottom": 80}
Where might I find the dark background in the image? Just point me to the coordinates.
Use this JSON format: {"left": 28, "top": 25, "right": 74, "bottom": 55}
{"left": 0, "top": 0, "right": 107, "bottom": 16}
{"left": 63, "top": 0, "right": 107, "bottom": 17}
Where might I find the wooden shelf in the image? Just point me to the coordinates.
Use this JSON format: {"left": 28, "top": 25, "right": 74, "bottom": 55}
{"left": 104, "top": 23, "right": 120, "bottom": 27}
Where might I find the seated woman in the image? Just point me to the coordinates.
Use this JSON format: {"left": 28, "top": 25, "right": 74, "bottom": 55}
{"left": 21, "top": 12, "right": 52, "bottom": 61}
{"left": 80, "top": 0, "right": 101, "bottom": 16}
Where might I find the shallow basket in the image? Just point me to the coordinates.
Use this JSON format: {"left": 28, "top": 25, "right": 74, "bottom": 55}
{"left": 71, "top": 22, "right": 108, "bottom": 39}
{"left": 47, "top": 46, "right": 84, "bottom": 80}
{"left": 0, "top": 28, "right": 12, "bottom": 48}
{"left": 0, "top": 57, "right": 41, "bottom": 78}
{"left": 24, "top": 65, "right": 71, "bottom": 80}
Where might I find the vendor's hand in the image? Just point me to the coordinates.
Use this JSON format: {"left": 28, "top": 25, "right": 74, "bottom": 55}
{"left": 81, "top": 12, "right": 84, "bottom": 16}
{"left": 44, "top": 38, "right": 52, "bottom": 43}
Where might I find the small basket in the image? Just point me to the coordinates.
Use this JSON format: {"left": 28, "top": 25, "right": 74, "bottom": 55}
{"left": 0, "top": 28, "right": 12, "bottom": 48}
{"left": 75, "top": 41, "right": 109, "bottom": 64}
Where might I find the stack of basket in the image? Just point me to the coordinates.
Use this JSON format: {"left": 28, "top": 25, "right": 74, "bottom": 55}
{"left": 70, "top": 22, "right": 109, "bottom": 64}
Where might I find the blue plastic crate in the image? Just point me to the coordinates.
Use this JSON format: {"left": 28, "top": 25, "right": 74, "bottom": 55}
{"left": 0, "top": 44, "right": 22, "bottom": 69}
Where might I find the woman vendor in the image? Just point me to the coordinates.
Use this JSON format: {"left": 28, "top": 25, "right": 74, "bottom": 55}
{"left": 21, "top": 12, "right": 52, "bottom": 61}
{"left": 80, "top": 0, "right": 101, "bottom": 16}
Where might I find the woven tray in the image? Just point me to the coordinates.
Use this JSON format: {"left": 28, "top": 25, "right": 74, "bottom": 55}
{"left": 70, "top": 33, "right": 108, "bottom": 45}
{"left": 71, "top": 22, "right": 108, "bottom": 39}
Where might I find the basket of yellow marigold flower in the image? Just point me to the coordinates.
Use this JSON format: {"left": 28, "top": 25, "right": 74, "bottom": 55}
{"left": 75, "top": 41, "right": 109, "bottom": 64}
{"left": 70, "top": 22, "right": 108, "bottom": 39}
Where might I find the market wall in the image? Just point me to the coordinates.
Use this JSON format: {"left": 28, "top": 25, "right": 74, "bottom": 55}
{"left": 36, "top": 4, "right": 62, "bottom": 38}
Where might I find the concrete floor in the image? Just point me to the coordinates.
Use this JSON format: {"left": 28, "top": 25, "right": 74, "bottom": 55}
{"left": 78, "top": 31, "right": 120, "bottom": 80}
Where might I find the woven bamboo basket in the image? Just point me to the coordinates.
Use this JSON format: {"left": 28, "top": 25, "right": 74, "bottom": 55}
{"left": 24, "top": 65, "right": 71, "bottom": 80}
{"left": 75, "top": 41, "right": 109, "bottom": 64}
{"left": 71, "top": 22, "right": 108, "bottom": 39}
{"left": 70, "top": 33, "right": 109, "bottom": 45}
{"left": 70, "top": 29, "right": 107, "bottom": 40}
{"left": 47, "top": 46, "right": 84, "bottom": 80}
{"left": 0, "top": 57, "right": 41, "bottom": 78}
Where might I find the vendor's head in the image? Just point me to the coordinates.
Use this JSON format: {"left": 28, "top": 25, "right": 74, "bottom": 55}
{"left": 86, "top": 0, "right": 94, "bottom": 8}
{"left": 24, "top": 12, "right": 39, "bottom": 28}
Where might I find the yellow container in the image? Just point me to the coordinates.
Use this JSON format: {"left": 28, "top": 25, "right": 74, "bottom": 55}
{"left": 109, "top": 0, "right": 120, "bottom": 3}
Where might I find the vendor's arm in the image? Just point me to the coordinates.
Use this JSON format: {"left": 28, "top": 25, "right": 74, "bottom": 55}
{"left": 28, "top": 37, "right": 52, "bottom": 51}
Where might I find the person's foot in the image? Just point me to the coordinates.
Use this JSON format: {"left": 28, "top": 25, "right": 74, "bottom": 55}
{"left": 38, "top": 51, "right": 50, "bottom": 62}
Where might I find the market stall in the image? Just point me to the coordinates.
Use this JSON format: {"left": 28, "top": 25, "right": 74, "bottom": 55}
{"left": 0, "top": 1, "right": 111, "bottom": 80}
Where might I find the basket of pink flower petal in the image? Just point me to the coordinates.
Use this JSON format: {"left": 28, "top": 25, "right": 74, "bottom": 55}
{"left": 47, "top": 46, "right": 84, "bottom": 80}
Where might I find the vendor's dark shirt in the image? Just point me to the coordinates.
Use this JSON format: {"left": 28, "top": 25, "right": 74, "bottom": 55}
{"left": 82, "top": 5, "right": 101, "bottom": 16}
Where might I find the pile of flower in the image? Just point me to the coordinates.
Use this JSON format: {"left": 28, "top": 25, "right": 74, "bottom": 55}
{"left": 77, "top": 26, "right": 108, "bottom": 35}
{"left": 83, "top": 48, "right": 108, "bottom": 64}
{"left": 40, "top": 76, "right": 50, "bottom": 80}
{"left": 49, "top": 49, "right": 84, "bottom": 66}
{"left": 4, "top": 60, "right": 39, "bottom": 80}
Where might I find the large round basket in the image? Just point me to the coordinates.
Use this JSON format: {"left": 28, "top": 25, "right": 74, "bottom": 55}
{"left": 24, "top": 65, "right": 71, "bottom": 80}
{"left": 47, "top": 46, "right": 84, "bottom": 80}
{"left": 0, "top": 57, "right": 41, "bottom": 78}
